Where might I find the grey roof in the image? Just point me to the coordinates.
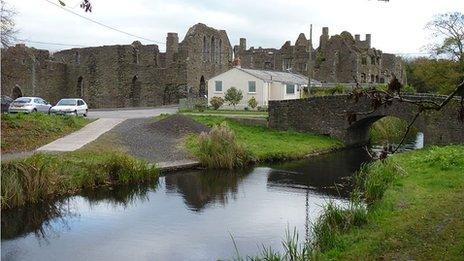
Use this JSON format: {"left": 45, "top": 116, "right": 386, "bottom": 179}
{"left": 237, "top": 67, "right": 319, "bottom": 85}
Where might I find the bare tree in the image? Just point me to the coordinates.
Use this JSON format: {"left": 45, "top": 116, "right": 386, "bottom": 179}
{"left": 1, "top": 0, "right": 17, "bottom": 48}
{"left": 426, "top": 12, "right": 464, "bottom": 63}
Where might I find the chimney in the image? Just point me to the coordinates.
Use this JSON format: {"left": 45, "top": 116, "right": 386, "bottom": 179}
{"left": 166, "top": 32, "right": 179, "bottom": 63}
{"left": 355, "top": 34, "right": 360, "bottom": 41}
{"left": 365, "top": 34, "right": 371, "bottom": 48}
{"left": 239, "top": 38, "right": 247, "bottom": 52}
{"left": 319, "top": 27, "right": 329, "bottom": 50}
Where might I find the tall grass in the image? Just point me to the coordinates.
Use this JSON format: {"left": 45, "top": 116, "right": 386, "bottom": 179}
{"left": 1, "top": 151, "right": 158, "bottom": 209}
{"left": 192, "top": 122, "right": 252, "bottom": 169}
{"left": 369, "top": 116, "right": 417, "bottom": 144}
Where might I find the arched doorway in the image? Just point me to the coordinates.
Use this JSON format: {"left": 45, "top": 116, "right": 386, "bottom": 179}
{"left": 130, "top": 75, "right": 141, "bottom": 107}
{"left": 77, "top": 76, "right": 84, "bottom": 97}
{"left": 199, "top": 76, "right": 206, "bottom": 97}
{"left": 12, "top": 86, "right": 23, "bottom": 99}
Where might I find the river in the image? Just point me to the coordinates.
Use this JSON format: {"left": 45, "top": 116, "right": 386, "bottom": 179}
{"left": 1, "top": 134, "right": 423, "bottom": 260}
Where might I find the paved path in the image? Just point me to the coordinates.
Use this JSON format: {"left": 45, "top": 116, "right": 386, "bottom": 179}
{"left": 37, "top": 118, "right": 125, "bottom": 152}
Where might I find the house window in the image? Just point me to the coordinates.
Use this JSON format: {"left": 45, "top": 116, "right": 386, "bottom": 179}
{"left": 215, "top": 81, "right": 223, "bottom": 92}
{"left": 286, "top": 84, "right": 295, "bottom": 94}
{"left": 248, "top": 81, "right": 256, "bottom": 93}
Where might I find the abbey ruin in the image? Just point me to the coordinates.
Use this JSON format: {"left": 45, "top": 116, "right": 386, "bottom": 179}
{"left": 1, "top": 23, "right": 406, "bottom": 108}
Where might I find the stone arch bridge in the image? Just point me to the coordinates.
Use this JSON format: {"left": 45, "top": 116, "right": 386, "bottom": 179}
{"left": 268, "top": 94, "right": 464, "bottom": 146}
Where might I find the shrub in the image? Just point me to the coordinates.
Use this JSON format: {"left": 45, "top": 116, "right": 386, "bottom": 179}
{"left": 194, "top": 122, "right": 251, "bottom": 169}
{"left": 224, "top": 87, "right": 243, "bottom": 109}
{"left": 194, "top": 98, "right": 207, "bottom": 112}
{"left": 210, "top": 96, "right": 224, "bottom": 110}
{"left": 248, "top": 97, "right": 258, "bottom": 109}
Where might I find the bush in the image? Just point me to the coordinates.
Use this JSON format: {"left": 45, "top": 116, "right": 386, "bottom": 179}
{"left": 194, "top": 98, "right": 207, "bottom": 112}
{"left": 248, "top": 97, "right": 258, "bottom": 109}
{"left": 194, "top": 122, "right": 251, "bottom": 169}
{"left": 224, "top": 87, "right": 243, "bottom": 109}
{"left": 209, "top": 96, "right": 224, "bottom": 110}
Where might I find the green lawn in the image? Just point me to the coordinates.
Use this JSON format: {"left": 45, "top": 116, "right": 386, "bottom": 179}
{"left": 1, "top": 113, "right": 91, "bottom": 153}
{"left": 323, "top": 145, "right": 464, "bottom": 259}
{"left": 181, "top": 109, "right": 268, "bottom": 118}
{"left": 187, "top": 115, "right": 342, "bottom": 162}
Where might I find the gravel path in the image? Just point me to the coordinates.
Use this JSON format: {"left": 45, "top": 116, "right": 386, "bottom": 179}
{"left": 108, "top": 115, "right": 209, "bottom": 163}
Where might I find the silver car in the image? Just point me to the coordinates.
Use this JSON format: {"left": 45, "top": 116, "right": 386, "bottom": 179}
{"left": 8, "top": 97, "right": 52, "bottom": 113}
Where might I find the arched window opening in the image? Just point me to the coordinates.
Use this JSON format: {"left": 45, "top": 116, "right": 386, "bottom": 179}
{"left": 210, "top": 36, "right": 215, "bottom": 63}
{"left": 12, "top": 85, "right": 23, "bottom": 99}
{"left": 130, "top": 75, "right": 141, "bottom": 107}
{"left": 218, "top": 39, "right": 222, "bottom": 63}
{"left": 199, "top": 76, "right": 206, "bottom": 97}
{"left": 77, "top": 76, "right": 84, "bottom": 97}
{"left": 75, "top": 51, "right": 80, "bottom": 65}
{"left": 203, "top": 36, "right": 208, "bottom": 61}
{"left": 132, "top": 47, "right": 139, "bottom": 64}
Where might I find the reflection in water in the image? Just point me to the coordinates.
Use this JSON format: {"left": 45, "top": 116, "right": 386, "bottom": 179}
{"left": 1, "top": 182, "right": 158, "bottom": 241}
{"left": 1, "top": 149, "right": 370, "bottom": 260}
{"left": 267, "top": 148, "right": 371, "bottom": 198}
{"left": 165, "top": 168, "right": 250, "bottom": 211}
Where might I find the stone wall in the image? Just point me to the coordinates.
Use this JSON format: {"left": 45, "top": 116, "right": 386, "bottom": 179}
{"left": 268, "top": 94, "right": 464, "bottom": 146}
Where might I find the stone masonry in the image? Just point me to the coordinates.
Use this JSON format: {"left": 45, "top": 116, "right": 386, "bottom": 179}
{"left": 268, "top": 94, "right": 464, "bottom": 146}
{"left": 234, "top": 27, "right": 406, "bottom": 85}
{"left": 1, "top": 23, "right": 233, "bottom": 108}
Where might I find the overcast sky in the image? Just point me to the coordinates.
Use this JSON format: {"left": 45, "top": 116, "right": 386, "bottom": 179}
{"left": 10, "top": 0, "right": 464, "bottom": 55}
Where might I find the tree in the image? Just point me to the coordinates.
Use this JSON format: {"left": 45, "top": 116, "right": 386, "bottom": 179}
{"left": 426, "top": 12, "right": 464, "bottom": 66}
{"left": 1, "top": 0, "right": 17, "bottom": 48}
{"left": 224, "top": 87, "right": 243, "bottom": 109}
{"left": 405, "top": 58, "right": 462, "bottom": 94}
{"left": 248, "top": 97, "right": 258, "bottom": 109}
{"left": 210, "top": 96, "right": 224, "bottom": 110}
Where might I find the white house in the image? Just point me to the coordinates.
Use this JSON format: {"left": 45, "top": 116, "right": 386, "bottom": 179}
{"left": 207, "top": 67, "right": 320, "bottom": 108}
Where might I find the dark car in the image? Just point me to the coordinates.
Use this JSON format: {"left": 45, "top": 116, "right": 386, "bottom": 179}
{"left": 1, "top": 96, "right": 13, "bottom": 113}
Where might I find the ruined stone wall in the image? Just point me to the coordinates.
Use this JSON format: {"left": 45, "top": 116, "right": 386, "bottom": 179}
{"left": 178, "top": 23, "right": 233, "bottom": 96}
{"left": 1, "top": 44, "right": 67, "bottom": 104}
{"left": 235, "top": 28, "right": 406, "bottom": 85}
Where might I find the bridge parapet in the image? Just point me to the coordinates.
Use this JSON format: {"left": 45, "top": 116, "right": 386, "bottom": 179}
{"left": 268, "top": 94, "right": 464, "bottom": 146}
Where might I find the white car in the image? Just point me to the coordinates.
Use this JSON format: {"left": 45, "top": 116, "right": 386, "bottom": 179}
{"left": 50, "top": 98, "right": 88, "bottom": 116}
{"left": 8, "top": 97, "right": 52, "bottom": 113}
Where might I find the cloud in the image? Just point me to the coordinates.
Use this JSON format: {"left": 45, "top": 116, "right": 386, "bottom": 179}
{"left": 11, "top": 0, "right": 464, "bottom": 54}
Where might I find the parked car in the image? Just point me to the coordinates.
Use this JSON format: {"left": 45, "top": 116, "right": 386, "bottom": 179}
{"left": 8, "top": 97, "right": 52, "bottom": 113}
{"left": 50, "top": 98, "right": 88, "bottom": 116}
{"left": 1, "top": 95, "right": 13, "bottom": 113}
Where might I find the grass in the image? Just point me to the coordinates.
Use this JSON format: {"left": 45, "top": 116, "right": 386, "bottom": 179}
{"left": 1, "top": 149, "right": 158, "bottom": 210}
{"left": 320, "top": 145, "right": 464, "bottom": 259}
{"left": 1, "top": 113, "right": 91, "bottom": 153}
{"left": 192, "top": 122, "right": 251, "bottom": 169}
{"left": 181, "top": 109, "right": 268, "bottom": 118}
{"left": 186, "top": 116, "right": 342, "bottom": 165}
{"left": 369, "top": 116, "right": 418, "bottom": 144}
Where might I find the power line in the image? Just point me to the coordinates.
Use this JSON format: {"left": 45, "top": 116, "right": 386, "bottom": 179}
{"left": 44, "top": 0, "right": 166, "bottom": 45}
{"left": 14, "top": 38, "right": 87, "bottom": 47}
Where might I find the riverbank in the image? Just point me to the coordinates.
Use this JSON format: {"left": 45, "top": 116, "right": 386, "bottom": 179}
{"left": 1, "top": 113, "right": 91, "bottom": 154}
{"left": 186, "top": 115, "right": 343, "bottom": 166}
{"left": 242, "top": 145, "right": 464, "bottom": 260}
{"left": 1, "top": 149, "right": 158, "bottom": 210}
{"left": 322, "top": 145, "right": 464, "bottom": 259}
